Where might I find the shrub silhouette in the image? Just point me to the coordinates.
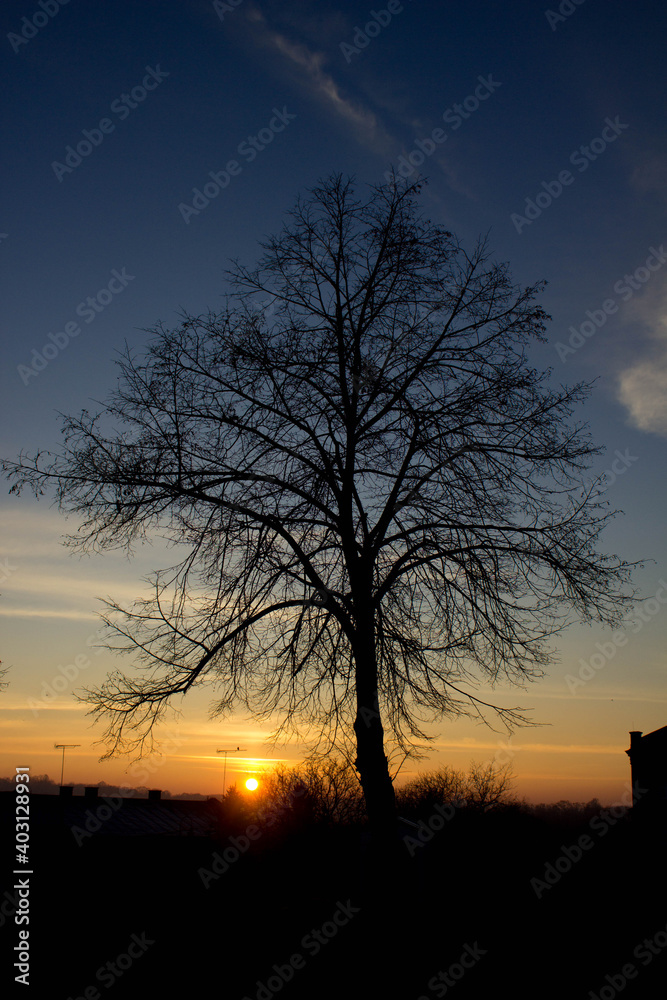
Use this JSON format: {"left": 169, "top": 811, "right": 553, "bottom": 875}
{"left": 396, "top": 761, "right": 515, "bottom": 819}
{"left": 219, "top": 783, "right": 256, "bottom": 830}
{"left": 527, "top": 798, "right": 604, "bottom": 829}
{"left": 253, "top": 757, "right": 365, "bottom": 829}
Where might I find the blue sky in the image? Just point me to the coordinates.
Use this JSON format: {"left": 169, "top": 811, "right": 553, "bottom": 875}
{"left": 1, "top": 0, "right": 666, "bottom": 800}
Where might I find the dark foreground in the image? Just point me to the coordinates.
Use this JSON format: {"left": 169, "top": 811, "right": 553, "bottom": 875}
{"left": 2, "top": 797, "right": 666, "bottom": 999}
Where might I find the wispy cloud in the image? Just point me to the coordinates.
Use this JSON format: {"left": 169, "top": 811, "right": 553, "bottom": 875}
{"left": 174, "top": 754, "right": 292, "bottom": 764}
{"left": 229, "top": 2, "right": 467, "bottom": 205}
{"left": 616, "top": 272, "right": 667, "bottom": 436}
{"left": 0, "top": 606, "right": 99, "bottom": 620}
{"left": 511, "top": 743, "right": 627, "bottom": 756}
{"left": 630, "top": 151, "right": 667, "bottom": 204}
{"left": 0, "top": 569, "right": 156, "bottom": 621}
{"left": 0, "top": 505, "right": 191, "bottom": 619}
{"left": 0, "top": 701, "right": 82, "bottom": 714}
{"left": 433, "top": 738, "right": 627, "bottom": 756}
{"left": 528, "top": 688, "right": 667, "bottom": 704}
{"left": 619, "top": 359, "right": 667, "bottom": 435}
{"left": 4, "top": 572, "right": 127, "bottom": 600}
{"left": 241, "top": 3, "right": 397, "bottom": 157}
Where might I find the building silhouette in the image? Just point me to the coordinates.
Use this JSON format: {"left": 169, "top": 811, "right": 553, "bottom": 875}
{"left": 2, "top": 785, "right": 225, "bottom": 842}
{"left": 626, "top": 726, "right": 667, "bottom": 820}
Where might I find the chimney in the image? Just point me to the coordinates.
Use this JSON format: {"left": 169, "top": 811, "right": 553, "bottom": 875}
{"left": 84, "top": 786, "right": 99, "bottom": 798}
{"left": 148, "top": 789, "right": 162, "bottom": 801}
{"left": 59, "top": 785, "right": 74, "bottom": 797}
{"left": 626, "top": 731, "right": 644, "bottom": 808}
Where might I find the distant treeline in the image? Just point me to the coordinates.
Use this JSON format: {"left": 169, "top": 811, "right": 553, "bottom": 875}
{"left": 0, "top": 762, "right": 612, "bottom": 827}
{"left": 0, "top": 774, "right": 208, "bottom": 799}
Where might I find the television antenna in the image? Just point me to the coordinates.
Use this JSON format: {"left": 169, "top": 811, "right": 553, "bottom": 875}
{"left": 217, "top": 747, "right": 247, "bottom": 797}
{"left": 54, "top": 743, "right": 81, "bottom": 787}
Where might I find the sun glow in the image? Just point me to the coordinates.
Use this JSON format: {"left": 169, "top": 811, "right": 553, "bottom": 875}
{"left": 245, "top": 778, "right": 259, "bottom": 791}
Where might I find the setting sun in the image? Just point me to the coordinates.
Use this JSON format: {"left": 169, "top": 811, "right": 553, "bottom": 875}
{"left": 245, "top": 778, "right": 259, "bottom": 792}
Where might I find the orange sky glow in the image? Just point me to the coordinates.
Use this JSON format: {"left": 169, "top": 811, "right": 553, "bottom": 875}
{"left": 2, "top": 502, "right": 666, "bottom": 806}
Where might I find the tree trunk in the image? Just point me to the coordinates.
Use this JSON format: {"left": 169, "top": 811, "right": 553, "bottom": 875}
{"left": 353, "top": 657, "right": 405, "bottom": 901}
{"left": 351, "top": 607, "right": 397, "bottom": 841}
{"left": 353, "top": 691, "right": 397, "bottom": 836}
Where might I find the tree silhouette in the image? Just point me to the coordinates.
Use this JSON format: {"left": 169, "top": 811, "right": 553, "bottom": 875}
{"left": 395, "top": 760, "right": 515, "bottom": 816}
{"left": 4, "top": 174, "right": 634, "bottom": 838}
{"left": 258, "top": 757, "right": 366, "bottom": 827}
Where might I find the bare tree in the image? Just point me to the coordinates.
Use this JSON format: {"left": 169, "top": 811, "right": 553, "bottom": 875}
{"left": 396, "top": 766, "right": 468, "bottom": 815}
{"left": 258, "top": 757, "right": 366, "bottom": 826}
{"left": 395, "top": 760, "right": 514, "bottom": 815}
{"left": 464, "top": 760, "right": 515, "bottom": 811}
{"left": 4, "top": 174, "right": 634, "bottom": 838}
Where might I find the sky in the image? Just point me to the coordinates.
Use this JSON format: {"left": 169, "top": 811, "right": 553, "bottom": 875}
{"left": 1, "top": 0, "right": 666, "bottom": 804}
